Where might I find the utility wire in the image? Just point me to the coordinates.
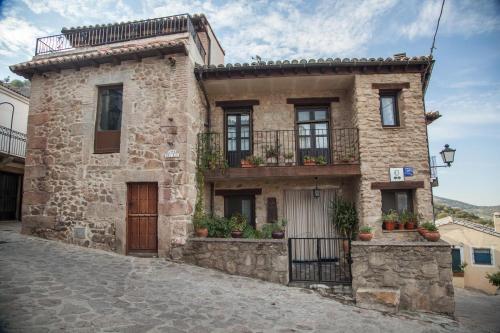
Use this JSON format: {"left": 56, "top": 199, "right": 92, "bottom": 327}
{"left": 430, "top": 0, "right": 446, "bottom": 57}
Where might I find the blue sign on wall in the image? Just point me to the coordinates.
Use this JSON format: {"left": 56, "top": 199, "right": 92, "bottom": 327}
{"left": 403, "top": 167, "right": 414, "bottom": 177}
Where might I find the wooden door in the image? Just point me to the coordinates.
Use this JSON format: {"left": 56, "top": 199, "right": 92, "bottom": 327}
{"left": 127, "top": 183, "right": 158, "bottom": 253}
{"left": 0, "top": 172, "right": 20, "bottom": 220}
{"left": 226, "top": 110, "right": 251, "bottom": 167}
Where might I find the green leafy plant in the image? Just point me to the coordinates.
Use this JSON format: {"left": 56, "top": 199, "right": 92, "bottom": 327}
{"left": 247, "top": 155, "right": 264, "bottom": 166}
{"left": 283, "top": 152, "right": 294, "bottom": 160}
{"left": 230, "top": 214, "right": 247, "bottom": 232}
{"left": 206, "top": 215, "right": 233, "bottom": 238}
{"left": 315, "top": 155, "right": 327, "bottom": 165}
{"left": 330, "top": 197, "right": 358, "bottom": 240}
{"left": 359, "top": 226, "right": 373, "bottom": 233}
{"left": 261, "top": 224, "right": 278, "bottom": 238}
{"left": 486, "top": 271, "right": 500, "bottom": 287}
{"left": 425, "top": 224, "right": 438, "bottom": 232}
{"left": 382, "top": 209, "right": 399, "bottom": 222}
{"left": 458, "top": 263, "right": 468, "bottom": 273}
{"left": 265, "top": 145, "right": 280, "bottom": 159}
{"left": 420, "top": 221, "right": 435, "bottom": 230}
{"left": 303, "top": 156, "right": 315, "bottom": 163}
{"left": 243, "top": 224, "right": 265, "bottom": 239}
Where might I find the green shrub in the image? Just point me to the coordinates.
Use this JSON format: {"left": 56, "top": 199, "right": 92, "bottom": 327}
{"left": 425, "top": 224, "right": 438, "bottom": 232}
{"left": 486, "top": 271, "right": 500, "bottom": 287}
{"left": 359, "top": 226, "right": 372, "bottom": 233}
{"left": 206, "top": 215, "right": 233, "bottom": 238}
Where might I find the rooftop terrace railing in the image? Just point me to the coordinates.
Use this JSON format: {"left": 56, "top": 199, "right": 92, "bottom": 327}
{"left": 35, "top": 14, "right": 206, "bottom": 60}
{"left": 0, "top": 125, "right": 26, "bottom": 158}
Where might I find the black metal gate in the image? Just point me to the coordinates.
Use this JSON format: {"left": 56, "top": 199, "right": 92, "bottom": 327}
{"left": 288, "top": 238, "right": 352, "bottom": 284}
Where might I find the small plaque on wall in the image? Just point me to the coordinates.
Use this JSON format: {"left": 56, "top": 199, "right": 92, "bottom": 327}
{"left": 267, "top": 197, "right": 278, "bottom": 223}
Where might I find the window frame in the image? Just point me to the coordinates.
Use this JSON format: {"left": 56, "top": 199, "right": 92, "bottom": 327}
{"left": 379, "top": 90, "right": 400, "bottom": 127}
{"left": 470, "top": 247, "right": 495, "bottom": 267}
{"left": 294, "top": 105, "right": 331, "bottom": 163}
{"left": 223, "top": 106, "right": 253, "bottom": 167}
{"left": 223, "top": 194, "right": 256, "bottom": 228}
{"left": 381, "top": 189, "right": 414, "bottom": 214}
{"left": 451, "top": 246, "right": 464, "bottom": 273}
{"left": 94, "top": 84, "right": 123, "bottom": 154}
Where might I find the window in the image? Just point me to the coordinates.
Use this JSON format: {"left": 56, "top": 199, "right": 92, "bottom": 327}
{"left": 225, "top": 108, "right": 251, "bottom": 167}
{"left": 224, "top": 195, "right": 255, "bottom": 228}
{"left": 451, "top": 248, "right": 463, "bottom": 272}
{"left": 296, "top": 106, "right": 330, "bottom": 164}
{"left": 379, "top": 91, "right": 399, "bottom": 127}
{"left": 381, "top": 190, "right": 413, "bottom": 214}
{"left": 472, "top": 248, "right": 493, "bottom": 266}
{"left": 94, "top": 85, "right": 123, "bottom": 153}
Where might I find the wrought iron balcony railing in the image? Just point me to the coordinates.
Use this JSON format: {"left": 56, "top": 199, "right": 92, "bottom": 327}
{"left": 197, "top": 128, "right": 359, "bottom": 170}
{"left": 35, "top": 14, "right": 206, "bottom": 60}
{"left": 0, "top": 125, "right": 26, "bottom": 158}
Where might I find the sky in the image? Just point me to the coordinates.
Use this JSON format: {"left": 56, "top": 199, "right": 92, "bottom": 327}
{"left": 0, "top": 0, "right": 499, "bottom": 206}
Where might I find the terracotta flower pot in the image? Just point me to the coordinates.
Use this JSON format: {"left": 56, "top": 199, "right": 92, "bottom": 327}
{"left": 405, "top": 222, "right": 416, "bottom": 230}
{"left": 425, "top": 231, "right": 440, "bottom": 242}
{"left": 384, "top": 221, "right": 395, "bottom": 231}
{"left": 195, "top": 228, "right": 208, "bottom": 238}
{"left": 241, "top": 160, "right": 254, "bottom": 168}
{"left": 304, "top": 161, "right": 316, "bottom": 166}
{"left": 359, "top": 232, "right": 373, "bottom": 241}
{"left": 342, "top": 239, "right": 350, "bottom": 253}
{"left": 397, "top": 223, "right": 405, "bottom": 230}
{"left": 231, "top": 231, "right": 243, "bottom": 238}
{"left": 272, "top": 231, "right": 285, "bottom": 239}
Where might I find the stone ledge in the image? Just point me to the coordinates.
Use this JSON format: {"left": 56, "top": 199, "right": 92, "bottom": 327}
{"left": 189, "top": 237, "right": 286, "bottom": 244}
{"left": 352, "top": 240, "right": 450, "bottom": 247}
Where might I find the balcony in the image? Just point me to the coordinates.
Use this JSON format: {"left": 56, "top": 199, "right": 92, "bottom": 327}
{"left": 198, "top": 128, "right": 360, "bottom": 180}
{"left": 0, "top": 125, "right": 26, "bottom": 159}
{"left": 35, "top": 14, "right": 206, "bottom": 59}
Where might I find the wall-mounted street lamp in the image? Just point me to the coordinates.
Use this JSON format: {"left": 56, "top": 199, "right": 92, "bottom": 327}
{"left": 436, "top": 144, "right": 456, "bottom": 167}
{"left": 313, "top": 177, "right": 320, "bottom": 198}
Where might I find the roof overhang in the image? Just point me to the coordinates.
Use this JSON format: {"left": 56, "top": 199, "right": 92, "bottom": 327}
{"left": 196, "top": 56, "right": 434, "bottom": 95}
{"left": 10, "top": 41, "right": 187, "bottom": 79}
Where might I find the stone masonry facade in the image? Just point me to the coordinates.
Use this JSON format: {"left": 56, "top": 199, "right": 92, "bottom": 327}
{"left": 351, "top": 240, "right": 454, "bottom": 314}
{"left": 21, "top": 36, "right": 206, "bottom": 257}
{"left": 179, "top": 238, "right": 288, "bottom": 284}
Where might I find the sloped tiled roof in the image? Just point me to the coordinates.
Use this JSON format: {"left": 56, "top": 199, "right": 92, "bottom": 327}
{"left": 196, "top": 55, "right": 432, "bottom": 70}
{"left": 437, "top": 218, "right": 500, "bottom": 238}
{"left": 0, "top": 81, "right": 30, "bottom": 99}
{"left": 10, "top": 41, "right": 186, "bottom": 79}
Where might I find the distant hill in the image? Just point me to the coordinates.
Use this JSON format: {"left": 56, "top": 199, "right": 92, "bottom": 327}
{"left": 434, "top": 196, "right": 500, "bottom": 220}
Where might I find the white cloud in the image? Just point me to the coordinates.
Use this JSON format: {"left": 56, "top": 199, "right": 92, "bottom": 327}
{"left": 142, "top": 0, "right": 399, "bottom": 63}
{"left": 21, "top": 0, "right": 136, "bottom": 24}
{"left": 401, "top": 0, "right": 500, "bottom": 39}
{"left": 0, "top": 17, "right": 48, "bottom": 57}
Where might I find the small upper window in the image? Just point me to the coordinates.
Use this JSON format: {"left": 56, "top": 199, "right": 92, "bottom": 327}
{"left": 381, "top": 190, "right": 413, "bottom": 214}
{"left": 472, "top": 248, "right": 493, "bottom": 265}
{"left": 379, "top": 91, "right": 399, "bottom": 127}
{"left": 94, "top": 85, "right": 123, "bottom": 153}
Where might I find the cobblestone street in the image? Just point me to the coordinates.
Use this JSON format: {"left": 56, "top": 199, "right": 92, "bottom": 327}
{"left": 0, "top": 224, "right": 475, "bottom": 332}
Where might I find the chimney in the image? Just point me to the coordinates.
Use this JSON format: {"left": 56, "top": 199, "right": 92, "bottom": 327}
{"left": 393, "top": 52, "right": 407, "bottom": 60}
{"left": 494, "top": 212, "right": 500, "bottom": 232}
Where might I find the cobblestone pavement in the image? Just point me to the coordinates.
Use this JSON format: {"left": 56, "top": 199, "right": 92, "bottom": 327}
{"left": 0, "top": 224, "right": 467, "bottom": 333}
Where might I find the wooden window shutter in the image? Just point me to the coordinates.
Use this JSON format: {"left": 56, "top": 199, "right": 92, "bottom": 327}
{"left": 267, "top": 197, "right": 277, "bottom": 223}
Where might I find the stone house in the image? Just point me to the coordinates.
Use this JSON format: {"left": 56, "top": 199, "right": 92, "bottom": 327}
{"left": 11, "top": 14, "right": 453, "bottom": 314}
{"left": 0, "top": 81, "right": 29, "bottom": 221}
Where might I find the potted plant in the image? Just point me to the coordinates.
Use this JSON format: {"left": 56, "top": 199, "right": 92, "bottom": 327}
{"left": 265, "top": 145, "right": 280, "bottom": 165}
{"left": 315, "top": 155, "right": 327, "bottom": 165}
{"left": 241, "top": 157, "right": 253, "bottom": 168}
{"left": 424, "top": 224, "right": 440, "bottom": 242}
{"left": 418, "top": 221, "right": 433, "bottom": 237}
{"left": 382, "top": 210, "right": 398, "bottom": 231}
{"left": 193, "top": 214, "right": 209, "bottom": 238}
{"left": 249, "top": 155, "right": 264, "bottom": 167}
{"left": 271, "top": 219, "right": 287, "bottom": 239}
{"left": 405, "top": 211, "right": 418, "bottom": 230}
{"left": 359, "top": 226, "right": 373, "bottom": 241}
{"left": 303, "top": 156, "right": 316, "bottom": 166}
{"left": 283, "top": 152, "right": 294, "bottom": 166}
{"left": 230, "top": 214, "right": 246, "bottom": 238}
{"left": 330, "top": 197, "right": 358, "bottom": 252}
{"left": 396, "top": 218, "right": 405, "bottom": 230}
{"left": 454, "top": 263, "right": 467, "bottom": 277}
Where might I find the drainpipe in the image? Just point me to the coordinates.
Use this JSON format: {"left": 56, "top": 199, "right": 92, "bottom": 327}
{"left": 195, "top": 70, "right": 211, "bottom": 131}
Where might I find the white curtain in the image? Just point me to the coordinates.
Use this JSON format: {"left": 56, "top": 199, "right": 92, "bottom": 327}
{"left": 284, "top": 189, "right": 338, "bottom": 261}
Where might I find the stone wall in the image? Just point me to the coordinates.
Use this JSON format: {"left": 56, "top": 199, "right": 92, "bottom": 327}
{"left": 22, "top": 36, "right": 207, "bottom": 257}
{"left": 353, "top": 74, "right": 433, "bottom": 233}
{"left": 351, "top": 240, "right": 454, "bottom": 314}
{"left": 179, "top": 238, "right": 288, "bottom": 284}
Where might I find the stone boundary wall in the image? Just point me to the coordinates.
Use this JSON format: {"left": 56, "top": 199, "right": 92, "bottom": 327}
{"left": 178, "top": 238, "right": 288, "bottom": 284}
{"left": 351, "top": 240, "right": 454, "bottom": 314}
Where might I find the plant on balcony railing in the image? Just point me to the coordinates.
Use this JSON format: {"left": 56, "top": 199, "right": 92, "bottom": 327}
{"left": 264, "top": 144, "right": 280, "bottom": 165}
{"left": 241, "top": 155, "right": 264, "bottom": 168}
{"left": 303, "top": 155, "right": 327, "bottom": 166}
{"left": 283, "top": 152, "right": 294, "bottom": 166}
